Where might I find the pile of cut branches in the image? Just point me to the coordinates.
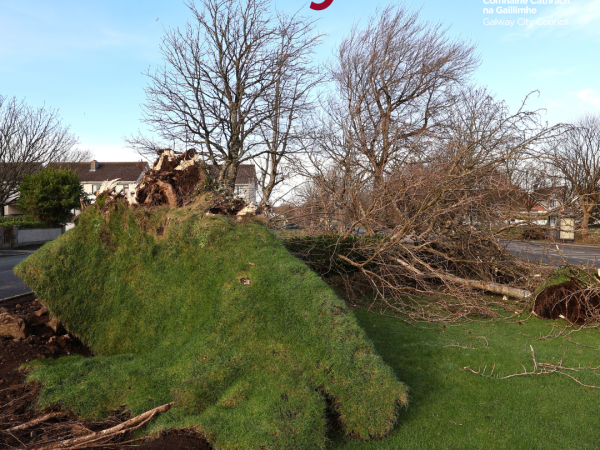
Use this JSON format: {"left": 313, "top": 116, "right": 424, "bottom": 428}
{"left": 285, "top": 226, "right": 543, "bottom": 323}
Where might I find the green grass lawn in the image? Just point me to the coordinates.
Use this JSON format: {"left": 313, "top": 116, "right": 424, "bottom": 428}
{"left": 334, "top": 310, "right": 600, "bottom": 449}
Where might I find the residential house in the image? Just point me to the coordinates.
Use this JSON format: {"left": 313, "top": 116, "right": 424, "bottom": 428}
{"left": 48, "top": 160, "right": 147, "bottom": 201}
{"left": 232, "top": 165, "right": 257, "bottom": 204}
{"left": 2, "top": 160, "right": 258, "bottom": 216}
{"left": 524, "top": 186, "right": 571, "bottom": 215}
{"left": 519, "top": 186, "right": 574, "bottom": 228}
{"left": 208, "top": 165, "right": 257, "bottom": 204}
{"left": 3, "top": 193, "right": 20, "bottom": 216}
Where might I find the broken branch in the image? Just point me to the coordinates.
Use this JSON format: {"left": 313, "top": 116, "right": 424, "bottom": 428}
{"left": 465, "top": 345, "right": 600, "bottom": 389}
{"left": 32, "top": 402, "right": 174, "bottom": 450}
{"left": 6, "top": 411, "right": 64, "bottom": 432}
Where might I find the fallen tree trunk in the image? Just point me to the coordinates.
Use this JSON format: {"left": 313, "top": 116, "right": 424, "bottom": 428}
{"left": 32, "top": 402, "right": 174, "bottom": 450}
{"left": 338, "top": 254, "right": 532, "bottom": 300}
{"left": 394, "top": 256, "right": 531, "bottom": 299}
{"left": 438, "top": 273, "right": 532, "bottom": 299}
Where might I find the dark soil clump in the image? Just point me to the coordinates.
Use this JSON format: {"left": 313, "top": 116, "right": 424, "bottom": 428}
{"left": 534, "top": 280, "right": 600, "bottom": 323}
{"left": 136, "top": 430, "right": 213, "bottom": 450}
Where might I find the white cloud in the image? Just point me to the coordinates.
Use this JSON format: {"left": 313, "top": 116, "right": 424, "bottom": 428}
{"left": 576, "top": 89, "right": 600, "bottom": 107}
{"left": 506, "top": 0, "right": 600, "bottom": 38}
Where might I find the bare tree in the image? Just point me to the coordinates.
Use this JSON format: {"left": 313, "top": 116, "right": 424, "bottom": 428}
{"left": 436, "top": 88, "right": 562, "bottom": 231}
{"left": 129, "top": 0, "right": 321, "bottom": 195}
{"left": 252, "top": 12, "right": 323, "bottom": 208}
{"left": 548, "top": 113, "right": 600, "bottom": 235}
{"left": 0, "top": 95, "right": 80, "bottom": 209}
{"left": 325, "top": 5, "right": 480, "bottom": 191}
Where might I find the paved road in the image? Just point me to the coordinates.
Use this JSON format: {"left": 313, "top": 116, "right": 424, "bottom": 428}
{"left": 503, "top": 240, "right": 600, "bottom": 267}
{"left": 0, "top": 249, "right": 37, "bottom": 299}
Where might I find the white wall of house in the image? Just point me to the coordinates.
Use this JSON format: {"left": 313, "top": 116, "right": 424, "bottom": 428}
{"left": 235, "top": 184, "right": 256, "bottom": 204}
{"left": 4, "top": 205, "right": 20, "bottom": 216}
{"left": 83, "top": 182, "right": 136, "bottom": 196}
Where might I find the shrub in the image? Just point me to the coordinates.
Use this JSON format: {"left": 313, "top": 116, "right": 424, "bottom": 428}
{"left": 16, "top": 166, "right": 84, "bottom": 226}
{"left": 0, "top": 216, "right": 47, "bottom": 229}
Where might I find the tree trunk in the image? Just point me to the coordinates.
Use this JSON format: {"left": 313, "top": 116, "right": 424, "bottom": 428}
{"left": 393, "top": 257, "right": 532, "bottom": 299}
{"left": 581, "top": 198, "right": 590, "bottom": 236}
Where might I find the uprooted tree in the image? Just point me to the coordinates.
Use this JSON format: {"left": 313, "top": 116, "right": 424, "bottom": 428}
{"left": 15, "top": 150, "right": 408, "bottom": 450}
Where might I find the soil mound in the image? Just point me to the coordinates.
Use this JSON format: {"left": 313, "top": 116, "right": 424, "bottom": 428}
{"left": 534, "top": 280, "right": 600, "bottom": 323}
{"left": 0, "top": 296, "right": 213, "bottom": 449}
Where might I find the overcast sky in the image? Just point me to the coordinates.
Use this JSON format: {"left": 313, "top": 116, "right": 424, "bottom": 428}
{"left": 1, "top": 0, "right": 599, "bottom": 162}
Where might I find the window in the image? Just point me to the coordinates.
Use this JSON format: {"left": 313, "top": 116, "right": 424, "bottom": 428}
{"left": 235, "top": 186, "right": 247, "bottom": 198}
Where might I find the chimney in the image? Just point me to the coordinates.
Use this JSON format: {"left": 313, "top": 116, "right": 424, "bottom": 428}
{"left": 90, "top": 160, "right": 99, "bottom": 171}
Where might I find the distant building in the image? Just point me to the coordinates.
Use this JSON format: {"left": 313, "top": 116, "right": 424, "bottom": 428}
{"left": 232, "top": 165, "right": 257, "bottom": 204}
{"left": 1, "top": 162, "right": 44, "bottom": 216}
{"left": 48, "top": 160, "right": 147, "bottom": 200}
{"left": 208, "top": 165, "right": 257, "bottom": 204}
{"left": 2, "top": 160, "right": 258, "bottom": 216}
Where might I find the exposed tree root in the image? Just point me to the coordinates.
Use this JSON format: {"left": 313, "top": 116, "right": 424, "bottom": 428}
{"left": 31, "top": 402, "right": 174, "bottom": 450}
{"left": 7, "top": 412, "right": 65, "bottom": 432}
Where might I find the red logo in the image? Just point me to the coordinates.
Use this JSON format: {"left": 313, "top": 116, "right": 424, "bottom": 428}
{"left": 310, "top": 0, "right": 333, "bottom": 10}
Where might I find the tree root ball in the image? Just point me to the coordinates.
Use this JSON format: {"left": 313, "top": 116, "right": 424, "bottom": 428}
{"left": 533, "top": 280, "right": 600, "bottom": 323}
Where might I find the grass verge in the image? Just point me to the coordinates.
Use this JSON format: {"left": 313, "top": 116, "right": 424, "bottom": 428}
{"left": 333, "top": 310, "right": 600, "bottom": 449}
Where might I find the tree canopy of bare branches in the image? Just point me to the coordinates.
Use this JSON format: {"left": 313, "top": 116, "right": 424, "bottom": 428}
{"left": 326, "top": 5, "right": 480, "bottom": 188}
{"left": 252, "top": 11, "right": 323, "bottom": 207}
{"left": 548, "top": 113, "right": 600, "bottom": 235}
{"left": 284, "top": 6, "right": 564, "bottom": 321}
{"left": 0, "top": 95, "right": 82, "bottom": 208}
{"left": 129, "top": 0, "right": 321, "bottom": 197}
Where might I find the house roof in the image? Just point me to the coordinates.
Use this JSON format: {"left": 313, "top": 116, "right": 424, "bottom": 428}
{"left": 531, "top": 186, "right": 569, "bottom": 199}
{"left": 48, "top": 162, "right": 147, "bottom": 183}
{"left": 207, "top": 165, "right": 256, "bottom": 185}
{"left": 45, "top": 161, "right": 255, "bottom": 185}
